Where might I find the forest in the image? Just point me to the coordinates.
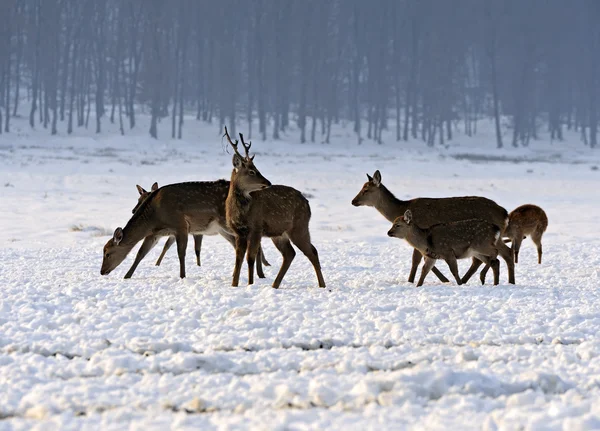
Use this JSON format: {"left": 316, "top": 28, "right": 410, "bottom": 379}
{"left": 0, "top": 0, "right": 599, "bottom": 148}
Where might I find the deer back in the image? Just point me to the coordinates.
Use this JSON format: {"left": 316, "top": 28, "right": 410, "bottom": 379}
{"left": 251, "top": 185, "right": 311, "bottom": 237}
{"left": 506, "top": 204, "right": 548, "bottom": 236}
{"left": 427, "top": 219, "right": 501, "bottom": 258}
{"left": 408, "top": 196, "right": 508, "bottom": 232}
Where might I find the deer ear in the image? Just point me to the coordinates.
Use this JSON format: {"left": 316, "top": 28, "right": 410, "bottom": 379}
{"left": 232, "top": 154, "right": 244, "bottom": 170}
{"left": 404, "top": 210, "right": 412, "bottom": 224}
{"left": 151, "top": 182, "right": 158, "bottom": 192}
{"left": 113, "top": 227, "right": 124, "bottom": 245}
{"left": 250, "top": 155, "right": 255, "bottom": 161}
{"left": 136, "top": 185, "right": 146, "bottom": 196}
{"left": 372, "top": 170, "right": 382, "bottom": 186}
{"left": 366, "top": 173, "right": 373, "bottom": 181}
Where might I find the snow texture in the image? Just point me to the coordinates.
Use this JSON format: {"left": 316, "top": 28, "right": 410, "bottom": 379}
{"left": 1, "top": 118, "right": 600, "bottom": 430}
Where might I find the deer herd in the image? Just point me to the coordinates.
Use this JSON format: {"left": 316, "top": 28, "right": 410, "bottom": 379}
{"left": 101, "top": 128, "right": 548, "bottom": 289}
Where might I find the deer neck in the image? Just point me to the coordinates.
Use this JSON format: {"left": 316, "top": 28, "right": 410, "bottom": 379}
{"left": 121, "top": 207, "right": 155, "bottom": 249}
{"left": 226, "top": 172, "right": 253, "bottom": 232}
{"left": 375, "top": 185, "right": 408, "bottom": 222}
{"left": 403, "top": 225, "right": 430, "bottom": 254}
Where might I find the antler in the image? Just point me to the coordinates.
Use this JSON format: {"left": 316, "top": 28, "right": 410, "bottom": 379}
{"left": 223, "top": 127, "right": 243, "bottom": 158}
{"left": 238, "top": 133, "right": 252, "bottom": 159}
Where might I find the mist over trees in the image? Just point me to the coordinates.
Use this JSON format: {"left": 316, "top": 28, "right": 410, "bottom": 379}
{"left": 0, "top": 0, "right": 599, "bottom": 148}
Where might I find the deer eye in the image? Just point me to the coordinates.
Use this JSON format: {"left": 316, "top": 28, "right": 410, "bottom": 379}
{"left": 105, "top": 253, "right": 110, "bottom": 259}
{"left": 249, "top": 170, "right": 256, "bottom": 176}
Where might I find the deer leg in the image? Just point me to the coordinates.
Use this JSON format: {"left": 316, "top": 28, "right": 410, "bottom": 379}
{"left": 232, "top": 235, "right": 248, "bottom": 287}
{"left": 155, "top": 236, "right": 175, "bottom": 266}
{"left": 531, "top": 229, "right": 544, "bottom": 264}
{"left": 431, "top": 266, "right": 450, "bottom": 283}
{"left": 445, "top": 255, "right": 462, "bottom": 285}
{"left": 255, "top": 247, "right": 265, "bottom": 279}
{"left": 460, "top": 258, "right": 483, "bottom": 284}
{"left": 125, "top": 235, "right": 159, "bottom": 279}
{"left": 408, "top": 249, "right": 422, "bottom": 283}
{"left": 193, "top": 235, "right": 203, "bottom": 266}
{"left": 246, "top": 233, "right": 262, "bottom": 286}
{"left": 490, "top": 259, "right": 500, "bottom": 285}
{"left": 175, "top": 231, "right": 188, "bottom": 279}
{"left": 497, "top": 240, "right": 515, "bottom": 284}
{"left": 478, "top": 263, "right": 491, "bottom": 285}
{"left": 260, "top": 246, "right": 271, "bottom": 266}
{"left": 472, "top": 254, "right": 495, "bottom": 285}
{"left": 271, "top": 236, "right": 296, "bottom": 289}
{"left": 289, "top": 231, "right": 326, "bottom": 288}
{"left": 417, "top": 257, "right": 436, "bottom": 287}
{"left": 409, "top": 249, "right": 449, "bottom": 283}
{"left": 512, "top": 233, "right": 523, "bottom": 264}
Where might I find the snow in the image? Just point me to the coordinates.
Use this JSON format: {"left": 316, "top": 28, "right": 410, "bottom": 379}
{"left": 1, "top": 116, "right": 600, "bottom": 430}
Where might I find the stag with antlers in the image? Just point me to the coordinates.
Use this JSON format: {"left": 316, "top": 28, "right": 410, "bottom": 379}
{"left": 223, "top": 127, "right": 326, "bottom": 289}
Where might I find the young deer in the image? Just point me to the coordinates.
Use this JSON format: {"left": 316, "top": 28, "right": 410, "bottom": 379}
{"left": 388, "top": 210, "right": 514, "bottom": 286}
{"left": 505, "top": 204, "right": 548, "bottom": 264}
{"left": 478, "top": 204, "right": 548, "bottom": 284}
{"left": 134, "top": 182, "right": 203, "bottom": 267}
{"left": 224, "top": 128, "right": 326, "bottom": 288}
{"left": 352, "top": 170, "right": 513, "bottom": 284}
{"left": 101, "top": 181, "right": 269, "bottom": 279}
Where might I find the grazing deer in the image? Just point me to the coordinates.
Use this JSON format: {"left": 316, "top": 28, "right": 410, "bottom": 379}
{"left": 478, "top": 204, "right": 548, "bottom": 283}
{"left": 223, "top": 128, "right": 326, "bottom": 288}
{"left": 505, "top": 204, "right": 548, "bottom": 264}
{"left": 388, "top": 210, "right": 514, "bottom": 286}
{"left": 101, "top": 181, "right": 269, "bottom": 279}
{"left": 134, "top": 182, "right": 204, "bottom": 267}
{"left": 352, "top": 170, "right": 513, "bottom": 284}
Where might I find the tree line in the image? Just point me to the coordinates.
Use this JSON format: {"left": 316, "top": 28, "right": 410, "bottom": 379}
{"left": 0, "top": 0, "right": 599, "bottom": 148}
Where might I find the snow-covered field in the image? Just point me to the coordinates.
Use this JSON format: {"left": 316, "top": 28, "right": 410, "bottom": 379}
{"left": 1, "top": 117, "right": 600, "bottom": 430}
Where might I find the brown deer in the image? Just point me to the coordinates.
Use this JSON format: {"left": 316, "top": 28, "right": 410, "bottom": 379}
{"left": 101, "top": 180, "right": 269, "bottom": 279}
{"left": 133, "top": 182, "right": 203, "bottom": 267}
{"left": 223, "top": 128, "right": 326, "bottom": 288}
{"left": 505, "top": 204, "right": 548, "bottom": 264}
{"left": 352, "top": 170, "right": 513, "bottom": 284}
{"left": 388, "top": 210, "right": 514, "bottom": 286}
{"left": 478, "top": 204, "right": 548, "bottom": 283}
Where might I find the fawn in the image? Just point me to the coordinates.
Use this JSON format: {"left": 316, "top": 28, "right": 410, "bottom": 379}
{"left": 223, "top": 128, "right": 326, "bottom": 289}
{"left": 352, "top": 170, "right": 512, "bottom": 284}
{"left": 388, "top": 210, "right": 515, "bottom": 286}
{"left": 478, "top": 204, "right": 548, "bottom": 283}
{"left": 505, "top": 204, "right": 548, "bottom": 264}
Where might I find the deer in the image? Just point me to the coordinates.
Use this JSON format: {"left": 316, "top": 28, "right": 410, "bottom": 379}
{"left": 101, "top": 180, "right": 269, "bottom": 279}
{"left": 387, "top": 210, "right": 514, "bottom": 287}
{"left": 223, "top": 127, "right": 326, "bottom": 289}
{"left": 504, "top": 204, "right": 548, "bottom": 264}
{"left": 478, "top": 204, "right": 548, "bottom": 283}
{"left": 352, "top": 170, "right": 514, "bottom": 284}
{"left": 133, "top": 182, "right": 203, "bottom": 267}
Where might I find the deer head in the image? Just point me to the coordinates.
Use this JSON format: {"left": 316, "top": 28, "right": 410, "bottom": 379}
{"left": 100, "top": 227, "right": 130, "bottom": 275}
{"left": 133, "top": 182, "right": 158, "bottom": 214}
{"left": 223, "top": 127, "right": 271, "bottom": 195}
{"left": 387, "top": 210, "right": 413, "bottom": 238}
{"left": 351, "top": 170, "right": 382, "bottom": 207}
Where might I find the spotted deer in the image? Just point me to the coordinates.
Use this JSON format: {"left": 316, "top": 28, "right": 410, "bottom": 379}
{"left": 388, "top": 210, "right": 514, "bottom": 286}
{"left": 101, "top": 180, "right": 269, "bottom": 279}
{"left": 352, "top": 170, "right": 513, "bottom": 284}
{"left": 223, "top": 128, "right": 325, "bottom": 288}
